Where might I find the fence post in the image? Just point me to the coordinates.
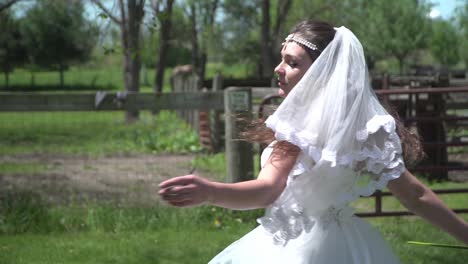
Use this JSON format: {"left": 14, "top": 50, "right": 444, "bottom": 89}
{"left": 211, "top": 74, "right": 223, "bottom": 152}
{"left": 382, "top": 73, "right": 389, "bottom": 105}
{"left": 224, "top": 87, "right": 254, "bottom": 182}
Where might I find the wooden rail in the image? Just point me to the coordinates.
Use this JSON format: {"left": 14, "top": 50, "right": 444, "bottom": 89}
{"left": 357, "top": 189, "right": 468, "bottom": 217}
{"left": 375, "top": 86, "right": 468, "bottom": 95}
{"left": 0, "top": 92, "right": 225, "bottom": 112}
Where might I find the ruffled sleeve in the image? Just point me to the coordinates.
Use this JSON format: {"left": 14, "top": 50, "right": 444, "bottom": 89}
{"left": 350, "top": 115, "right": 405, "bottom": 197}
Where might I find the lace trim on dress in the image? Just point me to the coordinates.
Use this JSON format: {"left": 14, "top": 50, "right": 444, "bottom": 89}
{"left": 265, "top": 114, "right": 405, "bottom": 197}
{"left": 258, "top": 114, "right": 405, "bottom": 245}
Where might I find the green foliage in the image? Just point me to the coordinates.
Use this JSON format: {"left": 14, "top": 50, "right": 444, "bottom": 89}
{"left": 220, "top": 0, "right": 261, "bottom": 70}
{"left": 20, "top": 0, "right": 98, "bottom": 71}
{"left": 430, "top": 19, "right": 460, "bottom": 67}
{"left": 454, "top": 2, "right": 468, "bottom": 68}
{"left": 347, "top": 0, "right": 432, "bottom": 73}
{"left": 0, "top": 111, "right": 202, "bottom": 156}
{"left": 140, "top": 30, "right": 192, "bottom": 68}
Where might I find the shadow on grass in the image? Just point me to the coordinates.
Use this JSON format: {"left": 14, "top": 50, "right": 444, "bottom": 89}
{"left": 0, "top": 189, "right": 51, "bottom": 234}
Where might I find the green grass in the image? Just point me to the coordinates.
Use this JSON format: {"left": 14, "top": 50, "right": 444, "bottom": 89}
{"left": 0, "top": 190, "right": 261, "bottom": 264}
{"left": 0, "top": 111, "right": 202, "bottom": 156}
{"left": 2, "top": 62, "right": 252, "bottom": 93}
{"left": 4, "top": 67, "right": 123, "bottom": 91}
{"left": 0, "top": 162, "right": 48, "bottom": 174}
{"left": 0, "top": 229, "right": 249, "bottom": 264}
{"left": 205, "top": 62, "right": 256, "bottom": 79}
{"left": 0, "top": 190, "right": 466, "bottom": 264}
{"left": 371, "top": 215, "right": 468, "bottom": 264}
{"left": 2, "top": 66, "right": 173, "bottom": 92}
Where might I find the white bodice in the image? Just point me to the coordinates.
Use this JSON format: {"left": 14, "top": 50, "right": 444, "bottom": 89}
{"left": 258, "top": 143, "right": 370, "bottom": 245}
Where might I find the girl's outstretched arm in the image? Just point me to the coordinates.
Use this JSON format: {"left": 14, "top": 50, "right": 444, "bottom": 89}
{"left": 159, "top": 143, "right": 300, "bottom": 210}
{"left": 387, "top": 170, "right": 468, "bottom": 244}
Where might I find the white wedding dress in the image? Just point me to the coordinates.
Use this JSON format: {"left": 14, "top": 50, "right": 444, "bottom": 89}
{"left": 210, "top": 26, "right": 405, "bottom": 263}
{"left": 209, "top": 141, "right": 401, "bottom": 264}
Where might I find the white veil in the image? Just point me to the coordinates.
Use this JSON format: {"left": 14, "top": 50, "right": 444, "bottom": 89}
{"left": 265, "top": 26, "right": 405, "bottom": 193}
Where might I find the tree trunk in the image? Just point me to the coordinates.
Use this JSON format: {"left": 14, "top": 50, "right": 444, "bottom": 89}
{"left": 59, "top": 63, "right": 64, "bottom": 89}
{"left": 189, "top": 2, "right": 199, "bottom": 78}
{"left": 30, "top": 72, "right": 35, "bottom": 87}
{"left": 272, "top": 0, "right": 292, "bottom": 51}
{"left": 154, "top": 0, "right": 174, "bottom": 93}
{"left": 91, "top": 0, "right": 145, "bottom": 123}
{"left": 120, "top": 0, "right": 144, "bottom": 123}
{"left": 199, "top": 51, "right": 207, "bottom": 88}
{"left": 397, "top": 56, "right": 404, "bottom": 75}
{"left": 4, "top": 72, "right": 9, "bottom": 89}
{"left": 260, "top": 0, "right": 274, "bottom": 79}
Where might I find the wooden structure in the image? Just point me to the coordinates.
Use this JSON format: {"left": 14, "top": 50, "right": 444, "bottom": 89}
{"left": 376, "top": 74, "right": 467, "bottom": 180}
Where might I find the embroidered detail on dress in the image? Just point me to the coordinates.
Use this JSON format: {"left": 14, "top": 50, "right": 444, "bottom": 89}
{"left": 258, "top": 203, "right": 314, "bottom": 246}
{"left": 318, "top": 206, "right": 355, "bottom": 228}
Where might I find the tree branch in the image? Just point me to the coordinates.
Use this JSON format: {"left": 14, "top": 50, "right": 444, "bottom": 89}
{"left": 0, "top": 0, "right": 20, "bottom": 12}
{"left": 90, "top": 0, "right": 122, "bottom": 24}
{"left": 273, "top": 0, "right": 292, "bottom": 38}
{"left": 150, "top": 0, "right": 160, "bottom": 13}
{"left": 209, "top": 0, "right": 219, "bottom": 25}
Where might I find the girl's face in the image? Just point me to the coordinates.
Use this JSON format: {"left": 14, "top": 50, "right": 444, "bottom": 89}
{"left": 274, "top": 42, "right": 313, "bottom": 97}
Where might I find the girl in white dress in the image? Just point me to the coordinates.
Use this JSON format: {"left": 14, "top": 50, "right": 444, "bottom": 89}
{"left": 159, "top": 20, "right": 468, "bottom": 263}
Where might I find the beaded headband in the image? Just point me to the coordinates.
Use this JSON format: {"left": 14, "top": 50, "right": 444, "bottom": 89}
{"left": 282, "top": 34, "right": 320, "bottom": 52}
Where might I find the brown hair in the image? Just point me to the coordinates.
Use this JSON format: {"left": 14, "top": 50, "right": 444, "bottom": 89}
{"left": 288, "top": 20, "right": 336, "bottom": 61}
{"left": 242, "top": 20, "right": 423, "bottom": 165}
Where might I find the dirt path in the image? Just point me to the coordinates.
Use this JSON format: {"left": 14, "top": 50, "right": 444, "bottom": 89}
{"left": 0, "top": 154, "right": 198, "bottom": 206}
{"left": 1, "top": 152, "right": 466, "bottom": 206}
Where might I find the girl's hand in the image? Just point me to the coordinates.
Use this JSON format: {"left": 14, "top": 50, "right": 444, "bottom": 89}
{"left": 158, "top": 175, "right": 213, "bottom": 207}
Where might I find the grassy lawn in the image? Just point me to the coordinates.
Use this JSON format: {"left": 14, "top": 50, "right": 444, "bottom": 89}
{"left": 0, "top": 200, "right": 467, "bottom": 264}
{"left": 0, "top": 195, "right": 261, "bottom": 264}
{"left": 0, "top": 229, "right": 247, "bottom": 264}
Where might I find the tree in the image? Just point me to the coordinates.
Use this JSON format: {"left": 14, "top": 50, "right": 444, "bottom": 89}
{"left": 0, "top": 9, "right": 26, "bottom": 88}
{"left": 363, "top": 0, "right": 432, "bottom": 74}
{"left": 221, "top": 0, "right": 292, "bottom": 79}
{"left": 150, "top": 0, "right": 174, "bottom": 93}
{"left": 334, "top": 0, "right": 433, "bottom": 73}
{"left": 20, "top": 0, "right": 98, "bottom": 88}
{"left": 92, "top": 0, "right": 145, "bottom": 122}
{"left": 430, "top": 19, "right": 459, "bottom": 68}
{"left": 220, "top": 0, "right": 260, "bottom": 76}
{"left": 184, "top": 0, "right": 219, "bottom": 85}
{"left": 335, "top": 0, "right": 384, "bottom": 70}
